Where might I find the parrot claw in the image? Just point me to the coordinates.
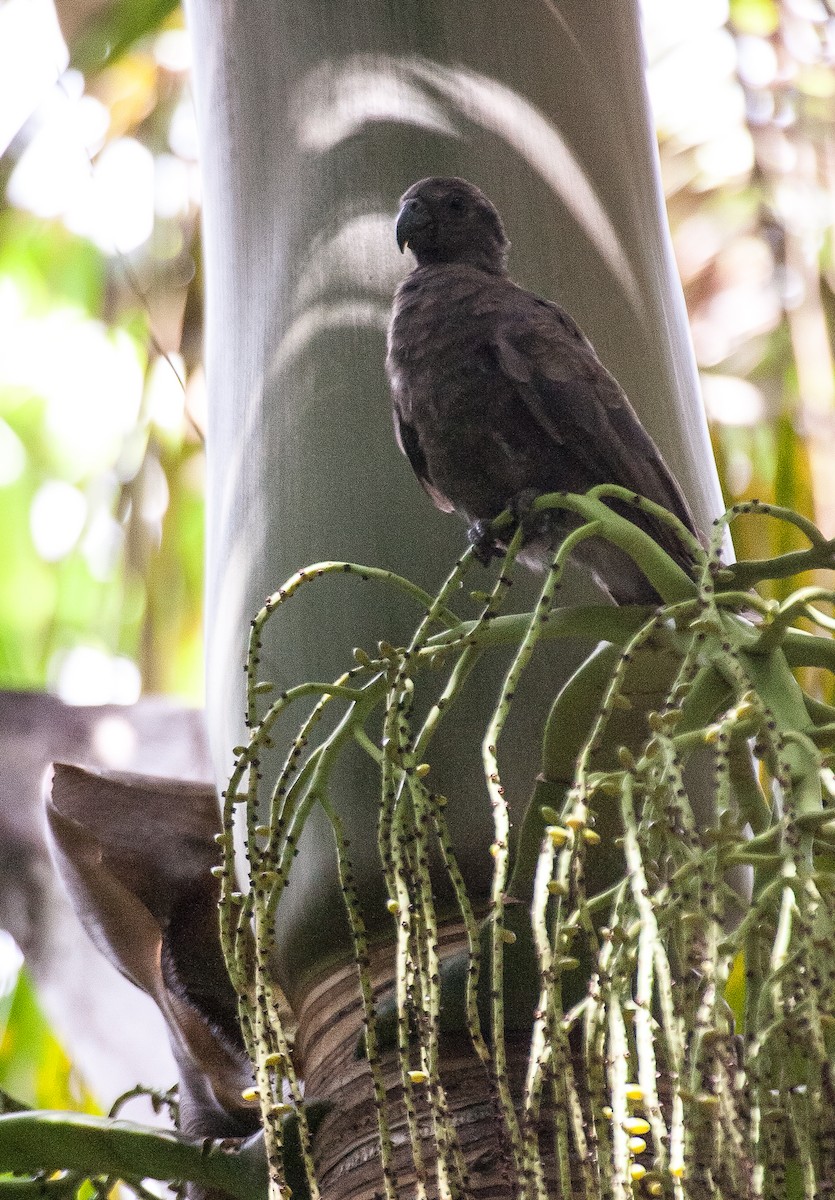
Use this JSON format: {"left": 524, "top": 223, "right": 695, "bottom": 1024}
{"left": 508, "top": 489, "right": 542, "bottom": 537}
{"left": 509, "top": 488, "right": 540, "bottom": 528}
{"left": 467, "top": 520, "right": 500, "bottom": 566}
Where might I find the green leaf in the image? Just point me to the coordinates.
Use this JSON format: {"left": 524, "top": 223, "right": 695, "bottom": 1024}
{"left": 0, "top": 213, "right": 105, "bottom": 317}
{"left": 69, "top": 0, "right": 181, "bottom": 74}
{"left": 0, "top": 959, "right": 96, "bottom": 1114}
{"left": 0, "top": 1114, "right": 266, "bottom": 1199}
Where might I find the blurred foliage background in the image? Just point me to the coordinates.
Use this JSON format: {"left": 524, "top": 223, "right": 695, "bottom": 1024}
{"left": 0, "top": 0, "right": 202, "bottom": 705}
{"left": 647, "top": 0, "right": 835, "bottom": 583}
{"left": 0, "top": 930, "right": 96, "bottom": 1114}
{"left": 1, "top": 0, "right": 835, "bottom": 1114}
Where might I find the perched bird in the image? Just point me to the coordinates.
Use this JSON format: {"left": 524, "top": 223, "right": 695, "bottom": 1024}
{"left": 385, "top": 176, "right": 701, "bottom": 604}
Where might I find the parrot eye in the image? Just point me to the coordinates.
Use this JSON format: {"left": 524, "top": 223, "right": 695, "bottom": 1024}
{"left": 447, "top": 196, "right": 466, "bottom": 214}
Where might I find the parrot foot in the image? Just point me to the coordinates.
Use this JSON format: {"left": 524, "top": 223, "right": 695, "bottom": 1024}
{"left": 509, "top": 487, "right": 540, "bottom": 526}
{"left": 467, "top": 519, "right": 501, "bottom": 566}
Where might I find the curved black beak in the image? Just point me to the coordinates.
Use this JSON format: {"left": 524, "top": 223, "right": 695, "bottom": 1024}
{"left": 395, "top": 196, "right": 432, "bottom": 253}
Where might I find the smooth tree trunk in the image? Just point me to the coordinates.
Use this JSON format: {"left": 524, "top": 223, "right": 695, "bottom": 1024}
{"left": 186, "top": 1, "right": 724, "bottom": 1193}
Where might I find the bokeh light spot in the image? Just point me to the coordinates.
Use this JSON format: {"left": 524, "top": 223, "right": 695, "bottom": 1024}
{"left": 53, "top": 645, "right": 141, "bottom": 705}
{"left": 30, "top": 480, "right": 87, "bottom": 561}
{"left": 92, "top": 713, "right": 139, "bottom": 767}
{"left": 146, "top": 353, "right": 186, "bottom": 433}
{"left": 66, "top": 138, "right": 155, "bottom": 254}
{"left": 154, "top": 29, "right": 192, "bottom": 73}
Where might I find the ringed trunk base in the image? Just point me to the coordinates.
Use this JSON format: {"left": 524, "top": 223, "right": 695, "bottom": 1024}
{"left": 294, "top": 930, "right": 581, "bottom": 1200}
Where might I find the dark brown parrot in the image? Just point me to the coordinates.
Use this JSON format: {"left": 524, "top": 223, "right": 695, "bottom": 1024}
{"left": 386, "top": 176, "right": 701, "bottom": 604}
